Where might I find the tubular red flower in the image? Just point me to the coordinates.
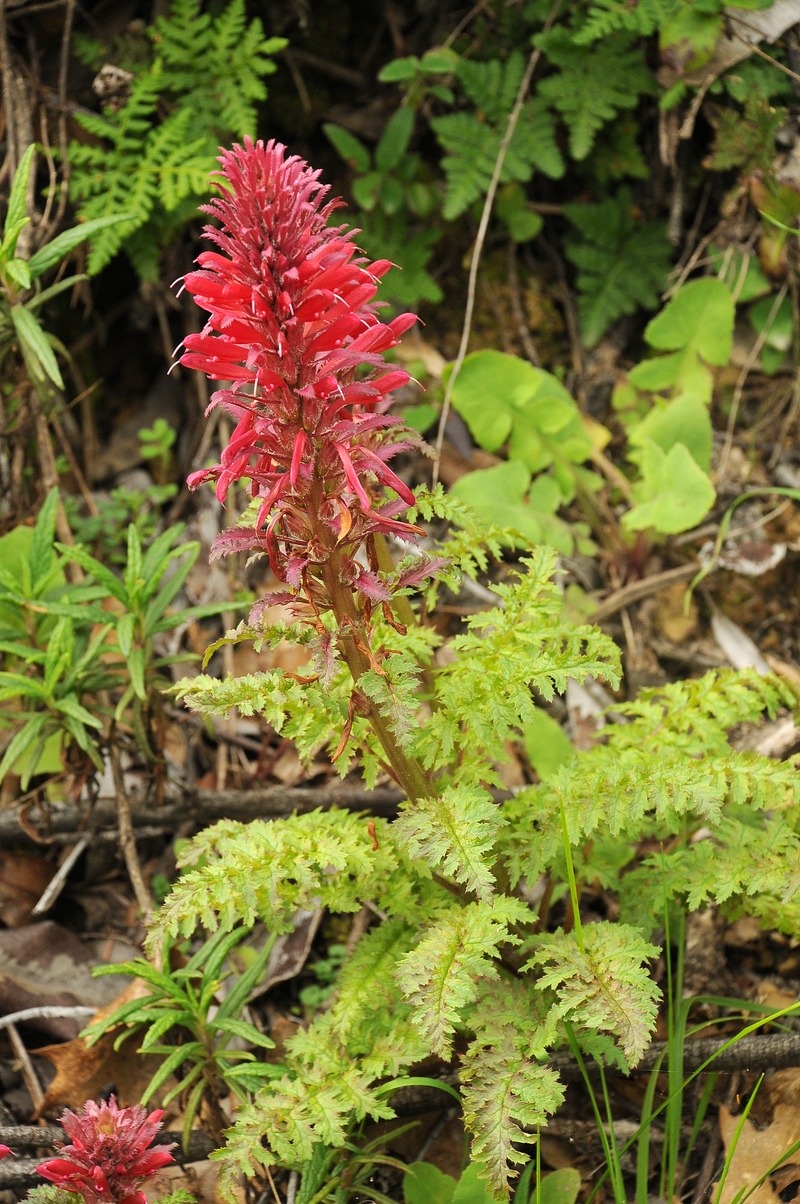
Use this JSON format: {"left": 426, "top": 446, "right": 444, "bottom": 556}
{"left": 180, "top": 137, "right": 424, "bottom": 598}
{"left": 36, "top": 1097, "right": 174, "bottom": 1204}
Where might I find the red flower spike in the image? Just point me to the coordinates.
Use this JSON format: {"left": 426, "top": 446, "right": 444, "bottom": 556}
{"left": 180, "top": 137, "right": 424, "bottom": 606}
{"left": 0, "top": 1146, "right": 12, "bottom": 1160}
{"left": 36, "top": 1096, "right": 174, "bottom": 1204}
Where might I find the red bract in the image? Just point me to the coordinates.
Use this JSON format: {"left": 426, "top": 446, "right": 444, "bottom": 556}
{"left": 37, "top": 1096, "right": 175, "bottom": 1204}
{"left": 180, "top": 137, "right": 424, "bottom": 601}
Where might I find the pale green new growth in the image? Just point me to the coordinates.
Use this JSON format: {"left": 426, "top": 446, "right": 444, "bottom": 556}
{"left": 529, "top": 923, "right": 660, "bottom": 1064}
{"left": 396, "top": 898, "right": 529, "bottom": 1056}
{"left": 150, "top": 811, "right": 403, "bottom": 944}
{"left": 393, "top": 785, "right": 503, "bottom": 900}
{"left": 416, "top": 548, "right": 620, "bottom": 782}
{"left": 462, "top": 1031, "right": 565, "bottom": 1199}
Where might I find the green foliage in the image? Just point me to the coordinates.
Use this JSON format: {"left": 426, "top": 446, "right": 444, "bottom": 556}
{"left": 574, "top": 0, "right": 681, "bottom": 43}
{"left": 563, "top": 188, "right": 672, "bottom": 346}
{"left": 503, "top": 669, "right": 800, "bottom": 921}
{"left": 152, "top": 811, "right": 412, "bottom": 940}
{"left": 139, "top": 417, "right": 176, "bottom": 476}
{"left": 445, "top": 351, "right": 598, "bottom": 554}
{"left": 432, "top": 50, "right": 564, "bottom": 221}
{"left": 461, "top": 1032, "right": 565, "bottom": 1197}
{"left": 24, "top": 1188, "right": 83, "bottom": 1204}
{"left": 705, "top": 94, "right": 786, "bottom": 177}
{"left": 0, "top": 145, "right": 129, "bottom": 392}
{"left": 404, "top": 1162, "right": 580, "bottom": 1204}
{"left": 58, "top": 523, "right": 232, "bottom": 742}
{"left": 68, "top": 0, "right": 286, "bottom": 276}
{"left": 0, "top": 490, "right": 235, "bottom": 785}
{"left": 393, "top": 785, "right": 502, "bottom": 901}
{"left": 0, "top": 490, "right": 116, "bottom": 785}
{"left": 63, "top": 482, "right": 178, "bottom": 567}
{"left": 625, "top": 441, "right": 716, "bottom": 534}
{"left": 84, "top": 926, "right": 277, "bottom": 1147}
{"left": 324, "top": 110, "right": 443, "bottom": 307}
{"left": 396, "top": 898, "right": 528, "bottom": 1057}
{"left": 535, "top": 28, "right": 655, "bottom": 161}
{"left": 528, "top": 924, "right": 660, "bottom": 1064}
{"left": 413, "top": 548, "right": 621, "bottom": 786}
{"left": 618, "top": 277, "right": 735, "bottom": 534}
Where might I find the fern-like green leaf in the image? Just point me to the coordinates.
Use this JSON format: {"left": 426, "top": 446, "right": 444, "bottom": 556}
{"left": 528, "top": 922, "right": 659, "bottom": 1064}
{"left": 396, "top": 898, "right": 529, "bottom": 1056}
{"left": 414, "top": 548, "right": 620, "bottom": 784}
{"left": 393, "top": 785, "right": 503, "bottom": 900}
{"left": 461, "top": 1031, "right": 565, "bottom": 1199}
{"left": 149, "top": 811, "right": 405, "bottom": 944}
{"left": 432, "top": 50, "right": 564, "bottom": 220}
{"left": 564, "top": 188, "right": 671, "bottom": 346}
{"left": 574, "top": 0, "right": 681, "bottom": 45}
{"left": 536, "top": 29, "right": 655, "bottom": 160}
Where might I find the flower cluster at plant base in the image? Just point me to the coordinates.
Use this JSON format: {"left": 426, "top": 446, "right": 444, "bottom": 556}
{"left": 181, "top": 136, "right": 427, "bottom": 609}
{"left": 36, "top": 1097, "right": 174, "bottom": 1204}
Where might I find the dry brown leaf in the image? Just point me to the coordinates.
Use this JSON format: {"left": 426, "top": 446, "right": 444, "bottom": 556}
{"left": 718, "top": 1102, "right": 800, "bottom": 1204}
{"left": 0, "top": 849, "right": 53, "bottom": 927}
{"left": 655, "top": 582, "right": 698, "bottom": 644}
{"left": 0, "top": 921, "right": 132, "bottom": 1040}
{"left": 33, "top": 979, "right": 168, "bottom": 1115}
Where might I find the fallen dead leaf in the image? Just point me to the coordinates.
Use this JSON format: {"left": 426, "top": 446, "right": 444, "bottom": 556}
{"left": 0, "top": 849, "right": 53, "bottom": 927}
{"left": 718, "top": 1101, "right": 800, "bottom": 1204}
{"left": 655, "top": 582, "right": 698, "bottom": 644}
{"left": 33, "top": 979, "right": 168, "bottom": 1115}
{"left": 0, "top": 922, "right": 132, "bottom": 1040}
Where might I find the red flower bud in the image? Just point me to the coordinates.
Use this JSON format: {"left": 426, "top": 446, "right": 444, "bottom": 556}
{"left": 179, "top": 138, "right": 424, "bottom": 603}
{"left": 37, "top": 1097, "right": 174, "bottom": 1204}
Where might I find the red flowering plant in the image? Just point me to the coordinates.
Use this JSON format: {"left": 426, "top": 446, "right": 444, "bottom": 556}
{"left": 36, "top": 1097, "right": 174, "bottom": 1204}
{"left": 177, "top": 137, "right": 446, "bottom": 799}
{"left": 160, "top": 138, "right": 639, "bottom": 1202}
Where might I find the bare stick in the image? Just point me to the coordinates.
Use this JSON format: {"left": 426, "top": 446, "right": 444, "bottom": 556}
{"left": 7, "top": 1023, "right": 44, "bottom": 1113}
{"left": 109, "top": 741, "right": 153, "bottom": 923}
{"left": 431, "top": 0, "right": 563, "bottom": 487}
{"left": 0, "top": 1005, "right": 96, "bottom": 1033}
{"left": 32, "top": 836, "right": 90, "bottom": 915}
{"left": 507, "top": 240, "right": 541, "bottom": 366}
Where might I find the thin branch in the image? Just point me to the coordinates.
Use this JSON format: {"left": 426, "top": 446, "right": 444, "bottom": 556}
{"left": 507, "top": 240, "right": 541, "bottom": 366}
{"left": 431, "top": 0, "right": 563, "bottom": 487}
{"left": 108, "top": 740, "right": 153, "bottom": 923}
{"left": 717, "top": 281, "right": 788, "bottom": 486}
{"left": 0, "top": 1005, "right": 96, "bottom": 1033}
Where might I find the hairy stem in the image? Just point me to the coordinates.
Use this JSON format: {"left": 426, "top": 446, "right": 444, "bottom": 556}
{"left": 321, "top": 554, "right": 434, "bottom": 803}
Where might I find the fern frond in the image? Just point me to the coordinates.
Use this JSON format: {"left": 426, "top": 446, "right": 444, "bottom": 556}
{"left": 432, "top": 50, "right": 564, "bottom": 220}
{"left": 393, "top": 785, "right": 503, "bottom": 900}
{"left": 564, "top": 187, "right": 671, "bottom": 347}
{"left": 70, "top": 67, "right": 164, "bottom": 272}
{"left": 396, "top": 897, "right": 529, "bottom": 1056}
{"left": 326, "top": 919, "right": 419, "bottom": 1041}
{"left": 217, "top": 1000, "right": 425, "bottom": 1190}
{"left": 461, "top": 1030, "right": 565, "bottom": 1199}
{"left": 536, "top": 29, "right": 655, "bottom": 160}
{"left": 528, "top": 922, "right": 659, "bottom": 1064}
{"left": 607, "top": 669, "right": 800, "bottom": 756}
{"left": 410, "top": 484, "right": 517, "bottom": 606}
{"left": 673, "top": 816, "right": 800, "bottom": 934}
{"left": 414, "top": 549, "right": 620, "bottom": 782}
{"left": 575, "top": 0, "right": 681, "bottom": 44}
{"left": 148, "top": 811, "right": 404, "bottom": 945}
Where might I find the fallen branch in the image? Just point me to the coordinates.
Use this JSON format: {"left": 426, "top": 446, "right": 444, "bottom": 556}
{"left": 0, "top": 1030, "right": 796, "bottom": 1184}
{"left": 0, "top": 1132, "right": 218, "bottom": 1188}
{"left": 0, "top": 783, "right": 406, "bottom": 845}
